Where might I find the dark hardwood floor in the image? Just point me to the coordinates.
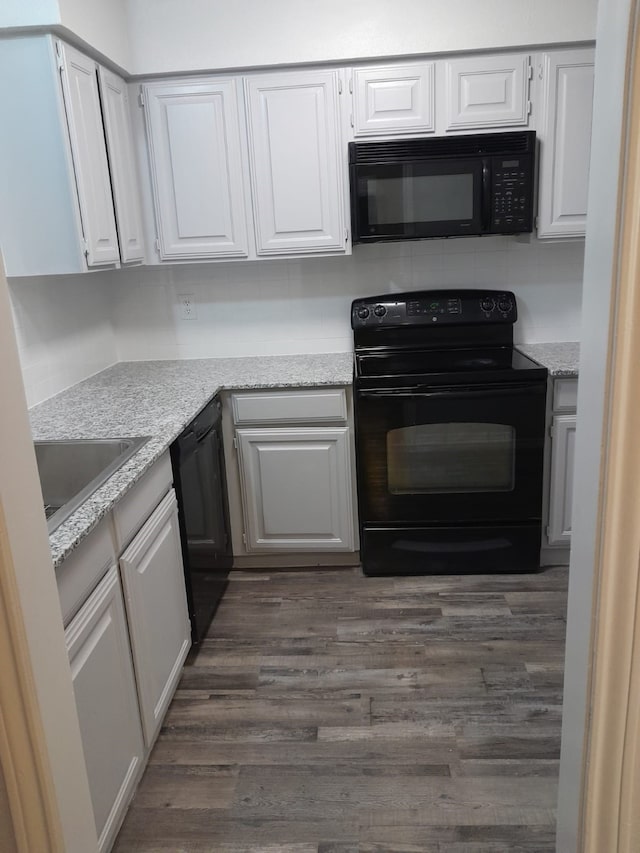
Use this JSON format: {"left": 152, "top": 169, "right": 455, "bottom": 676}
{"left": 113, "top": 564, "right": 568, "bottom": 853}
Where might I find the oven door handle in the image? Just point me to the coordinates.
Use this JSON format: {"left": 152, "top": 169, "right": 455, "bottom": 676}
{"left": 357, "top": 383, "right": 546, "bottom": 399}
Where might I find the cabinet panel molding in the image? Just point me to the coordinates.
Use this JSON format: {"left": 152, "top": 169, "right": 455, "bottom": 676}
{"left": 120, "top": 490, "right": 190, "bottom": 746}
{"left": 245, "top": 70, "right": 346, "bottom": 254}
{"left": 536, "top": 49, "right": 595, "bottom": 238}
{"left": 98, "top": 67, "right": 145, "bottom": 264}
{"left": 57, "top": 41, "right": 120, "bottom": 267}
{"left": 547, "top": 413, "right": 577, "bottom": 546}
{"left": 143, "top": 78, "right": 249, "bottom": 259}
{"left": 352, "top": 63, "right": 435, "bottom": 136}
{"left": 236, "top": 426, "right": 355, "bottom": 551}
{"left": 65, "top": 564, "right": 144, "bottom": 852}
{"left": 444, "top": 54, "right": 530, "bottom": 130}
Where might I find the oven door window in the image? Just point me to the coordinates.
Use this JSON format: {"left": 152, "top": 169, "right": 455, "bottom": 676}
{"left": 387, "top": 422, "right": 515, "bottom": 495}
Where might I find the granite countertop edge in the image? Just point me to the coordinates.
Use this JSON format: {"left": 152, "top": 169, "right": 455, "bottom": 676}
{"left": 516, "top": 341, "right": 580, "bottom": 377}
{"left": 30, "top": 353, "right": 354, "bottom": 569}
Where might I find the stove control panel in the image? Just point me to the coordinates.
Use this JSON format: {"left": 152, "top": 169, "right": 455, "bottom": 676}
{"left": 351, "top": 290, "right": 517, "bottom": 328}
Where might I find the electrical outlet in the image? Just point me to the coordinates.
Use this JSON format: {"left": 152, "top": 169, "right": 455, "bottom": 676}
{"left": 178, "top": 293, "right": 197, "bottom": 320}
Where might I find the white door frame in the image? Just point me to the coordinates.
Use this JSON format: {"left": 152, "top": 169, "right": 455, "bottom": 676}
{"left": 556, "top": 0, "right": 640, "bottom": 849}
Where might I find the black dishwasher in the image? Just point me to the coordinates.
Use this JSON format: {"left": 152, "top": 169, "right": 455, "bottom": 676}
{"left": 170, "top": 397, "right": 232, "bottom": 644}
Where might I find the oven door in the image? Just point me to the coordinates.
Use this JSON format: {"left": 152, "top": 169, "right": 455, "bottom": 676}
{"left": 355, "top": 381, "right": 546, "bottom": 524}
{"left": 351, "top": 157, "right": 486, "bottom": 241}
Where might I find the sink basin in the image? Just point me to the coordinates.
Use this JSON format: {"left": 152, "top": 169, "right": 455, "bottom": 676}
{"left": 35, "top": 437, "right": 150, "bottom": 533}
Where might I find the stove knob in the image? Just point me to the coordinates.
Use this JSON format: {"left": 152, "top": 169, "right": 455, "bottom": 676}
{"left": 480, "top": 297, "right": 495, "bottom": 312}
{"left": 498, "top": 298, "right": 513, "bottom": 313}
{"left": 373, "top": 304, "right": 387, "bottom": 318}
{"left": 357, "top": 306, "right": 370, "bottom": 320}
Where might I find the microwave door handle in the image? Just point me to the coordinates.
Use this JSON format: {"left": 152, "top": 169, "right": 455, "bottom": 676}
{"left": 482, "top": 159, "right": 492, "bottom": 231}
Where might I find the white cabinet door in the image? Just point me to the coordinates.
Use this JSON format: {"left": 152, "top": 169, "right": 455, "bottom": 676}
{"left": 98, "top": 67, "right": 145, "bottom": 264}
{"left": 547, "top": 414, "right": 577, "bottom": 546}
{"left": 352, "top": 62, "right": 435, "bottom": 136}
{"left": 245, "top": 70, "right": 346, "bottom": 255}
{"left": 443, "top": 54, "right": 531, "bottom": 131}
{"left": 236, "top": 427, "right": 355, "bottom": 552}
{"left": 536, "top": 49, "right": 595, "bottom": 238}
{"left": 143, "top": 78, "right": 249, "bottom": 259}
{"left": 120, "top": 489, "right": 191, "bottom": 746}
{"left": 65, "top": 564, "right": 144, "bottom": 853}
{"left": 57, "top": 41, "right": 120, "bottom": 267}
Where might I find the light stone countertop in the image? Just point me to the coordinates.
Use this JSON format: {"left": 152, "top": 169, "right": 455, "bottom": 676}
{"left": 516, "top": 342, "right": 580, "bottom": 377}
{"left": 30, "top": 353, "right": 354, "bottom": 569}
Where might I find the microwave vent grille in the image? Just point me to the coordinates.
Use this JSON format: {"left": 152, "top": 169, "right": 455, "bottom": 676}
{"left": 349, "top": 131, "right": 536, "bottom": 164}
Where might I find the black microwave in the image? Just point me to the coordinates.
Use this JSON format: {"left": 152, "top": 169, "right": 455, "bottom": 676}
{"left": 349, "top": 130, "right": 536, "bottom": 243}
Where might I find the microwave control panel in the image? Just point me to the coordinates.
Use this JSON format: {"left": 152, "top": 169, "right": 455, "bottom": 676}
{"left": 490, "top": 155, "right": 534, "bottom": 232}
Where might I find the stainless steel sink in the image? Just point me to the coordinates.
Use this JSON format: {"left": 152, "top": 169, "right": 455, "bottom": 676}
{"left": 35, "top": 437, "right": 150, "bottom": 533}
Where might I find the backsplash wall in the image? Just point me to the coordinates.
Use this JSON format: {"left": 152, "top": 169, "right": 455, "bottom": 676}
{"left": 9, "top": 271, "right": 118, "bottom": 407}
{"left": 7, "top": 237, "right": 584, "bottom": 407}
{"left": 113, "top": 236, "right": 585, "bottom": 361}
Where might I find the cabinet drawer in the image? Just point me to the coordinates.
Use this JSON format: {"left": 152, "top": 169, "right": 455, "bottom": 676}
{"left": 231, "top": 389, "right": 347, "bottom": 425}
{"left": 113, "top": 452, "right": 172, "bottom": 553}
{"left": 553, "top": 378, "right": 578, "bottom": 413}
{"left": 56, "top": 517, "right": 117, "bottom": 627}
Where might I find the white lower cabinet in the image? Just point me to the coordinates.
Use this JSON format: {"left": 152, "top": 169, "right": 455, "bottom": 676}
{"left": 542, "top": 377, "right": 578, "bottom": 563}
{"left": 65, "top": 564, "right": 144, "bottom": 853}
{"left": 547, "top": 414, "right": 577, "bottom": 546}
{"left": 120, "top": 489, "right": 191, "bottom": 746}
{"left": 57, "top": 454, "right": 190, "bottom": 851}
{"left": 236, "top": 427, "right": 355, "bottom": 552}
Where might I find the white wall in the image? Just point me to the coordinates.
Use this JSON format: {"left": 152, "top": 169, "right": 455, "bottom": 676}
{"left": 125, "top": 0, "right": 598, "bottom": 75}
{"left": 0, "top": 0, "right": 131, "bottom": 73}
{"left": 8, "top": 273, "right": 118, "bottom": 407}
{"left": 57, "top": 0, "right": 131, "bottom": 72}
{"left": 113, "top": 237, "right": 584, "bottom": 362}
{"left": 0, "top": 0, "right": 59, "bottom": 28}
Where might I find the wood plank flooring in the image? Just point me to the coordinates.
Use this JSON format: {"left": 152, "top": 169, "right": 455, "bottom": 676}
{"left": 113, "top": 564, "right": 568, "bottom": 853}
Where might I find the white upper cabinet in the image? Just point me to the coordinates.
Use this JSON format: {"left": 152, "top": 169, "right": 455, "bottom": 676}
{"left": 0, "top": 35, "right": 146, "bottom": 276}
{"left": 142, "top": 78, "right": 249, "bottom": 260}
{"left": 351, "top": 62, "right": 435, "bottom": 136}
{"left": 443, "top": 54, "right": 531, "bottom": 131}
{"left": 536, "top": 48, "right": 595, "bottom": 239}
{"left": 245, "top": 70, "right": 347, "bottom": 255}
{"left": 98, "top": 68, "right": 145, "bottom": 264}
{"left": 57, "top": 41, "right": 121, "bottom": 267}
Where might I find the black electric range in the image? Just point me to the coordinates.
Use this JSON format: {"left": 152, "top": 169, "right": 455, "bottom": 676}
{"left": 351, "top": 289, "right": 548, "bottom": 576}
